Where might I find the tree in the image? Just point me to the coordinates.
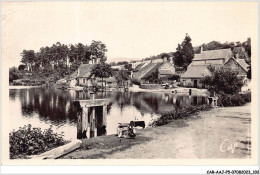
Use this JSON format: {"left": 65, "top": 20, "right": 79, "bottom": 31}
{"left": 124, "top": 63, "right": 133, "bottom": 72}
{"left": 115, "top": 69, "right": 130, "bottom": 87}
{"left": 21, "top": 50, "right": 36, "bottom": 72}
{"left": 89, "top": 63, "right": 113, "bottom": 90}
{"left": 144, "top": 69, "right": 162, "bottom": 84}
{"left": 200, "top": 66, "right": 243, "bottom": 95}
{"left": 173, "top": 44, "right": 184, "bottom": 67}
{"left": 173, "top": 34, "right": 194, "bottom": 68}
{"left": 89, "top": 40, "right": 107, "bottom": 63}
{"left": 242, "top": 38, "right": 251, "bottom": 79}
{"left": 9, "top": 67, "right": 21, "bottom": 83}
{"left": 181, "top": 33, "right": 194, "bottom": 67}
{"left": 18, "top": 65, "right": 26, "bottom": 71}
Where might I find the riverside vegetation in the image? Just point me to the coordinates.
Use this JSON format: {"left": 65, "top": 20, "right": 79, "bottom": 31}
{"left": 10, "top": 124, "right": 67, "bottom": 159}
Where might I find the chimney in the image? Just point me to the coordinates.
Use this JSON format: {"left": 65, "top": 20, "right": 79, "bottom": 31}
{"left": 201, "top": 46, "right": 203, "bottom": 53}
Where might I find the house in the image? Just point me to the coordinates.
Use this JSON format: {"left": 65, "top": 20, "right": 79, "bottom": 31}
{"left": 132, "top": 55, "right": 176, "bottom": 84}
{"left": 68, "top": 58, "right": 117, "bottom": 88}
{"left": 68, "top": 64, "right": 96, "bottom": 87}
{"left": 180, "top": 48, "right": 234, "bottom": 88}
{"left": 224, "top": 57, "right": 248, "bottom": 77}
{"left": 180, "top": 65, "right": 211, "bottom": 88}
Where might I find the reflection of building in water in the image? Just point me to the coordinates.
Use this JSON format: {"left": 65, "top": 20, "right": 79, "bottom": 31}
{"left": 74, "top": 95, "right": 109, "bottom": 139}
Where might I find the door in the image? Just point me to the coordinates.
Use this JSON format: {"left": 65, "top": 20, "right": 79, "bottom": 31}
{"left": 194, "top": 79, "right": 198, "bottom": 88}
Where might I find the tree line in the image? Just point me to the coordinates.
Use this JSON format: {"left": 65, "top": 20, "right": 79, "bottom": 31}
{"left": 19, "top": 40, "right": 107, "bottom": 80}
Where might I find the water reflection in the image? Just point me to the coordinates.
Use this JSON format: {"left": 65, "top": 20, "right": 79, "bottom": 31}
{"left": 9, "top": 87, "right": 208, "bottom": 140}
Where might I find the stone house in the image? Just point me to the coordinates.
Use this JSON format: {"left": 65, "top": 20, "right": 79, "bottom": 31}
{"left": 180, "top": 48, "right": 234, "bottom": 88}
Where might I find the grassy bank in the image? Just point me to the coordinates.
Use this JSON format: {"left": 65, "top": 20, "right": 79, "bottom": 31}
{"left": 151, "top": 105, "right": 212, "bottom": 126}
{"left": 61, "top": 103, "right": 251, "bottom": 159}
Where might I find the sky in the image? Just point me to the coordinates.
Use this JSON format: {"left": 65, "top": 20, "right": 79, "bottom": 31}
{"left": 2, "top": 1, "right": 258, "bottom": 68}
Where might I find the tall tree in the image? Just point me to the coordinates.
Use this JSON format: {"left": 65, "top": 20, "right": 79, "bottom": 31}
{"left": 173, "top": 44, "right": 184, "bottom": 67}
{"left": 21, "top": 50, "right": 35, "bottom": 72}
{"left": 89, "top": 40, "right": 107, "bottom": 63}
{"left": 115, "top": 69, "right": 130, "bottom": 87}
{"left": 173, "top": 34, "right": 194, "bottom": 68}
{"left": 89, "top": 63, "right": 113, "bottom": 90}
{"left": 181, "top": 33, "right": 194, "bottom": 67}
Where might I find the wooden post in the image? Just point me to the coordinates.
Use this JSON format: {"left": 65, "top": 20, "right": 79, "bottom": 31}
{"left": 103, "top": 105, "right": 107, "bottom": 126}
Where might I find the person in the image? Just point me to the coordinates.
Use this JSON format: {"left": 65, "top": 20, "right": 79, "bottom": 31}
{"left": 127, "top": 121, "right": 136, "bottom": 138}
{"left": 117, "top": 121, "right": 136, "bottom": 138}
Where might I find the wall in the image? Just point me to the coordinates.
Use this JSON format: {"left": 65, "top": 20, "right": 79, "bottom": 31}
{"left": 180, "top": 78, "right": 205, "bottom": 88}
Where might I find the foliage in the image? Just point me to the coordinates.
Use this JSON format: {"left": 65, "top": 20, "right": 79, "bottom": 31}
{"left": 90, "top": 63, "right": 113, "bottom": 79}
{"left": 173, "top": 33, "right": 194, "bottom": 68}
{"left": 144, "top": 69, "right": 162, "bottom": 84}
{"left": 118, "top": 61, "right": 128, "bottom": 65}
{"left": 124, "top": 63, "right": 133, "bottom": 72}
{"left": 200, "top": 66, "right": 244, "bottom": 95}
{"left": 9, "top": 67, "right": 22, "bottom": 83}
{"left": 10, "top": 124, "right": 67, "bottom": 159}
{"left": 90, "top": 63, "right": 113, "bottom": 89}
{"left": 218, "top": 92, "right": 251, "bottom": 107}
{"left": 115, "top": 69, "right": 130, "bottom": 86}
{"left": 168, "top": 74, "right": 180, "bottom": 81}
{"left": 151, "top": 105, "right": 212, "bottom": 126}
{"left": 18, "top": 64, "right": 26, "bottom": 71}
{"left": 19, "top": 40, "right": 108, "bottom": 81}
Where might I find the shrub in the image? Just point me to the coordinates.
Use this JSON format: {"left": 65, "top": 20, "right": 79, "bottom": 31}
{"left": 218, "top": 92, "right": 251, "bottom": 107}
{"left": 151, "top": 105, "right": 212, "bottom": 126}
{"left": 10, "top": 124, "right": 67, "bottom": 159}
{"left": 200, "top": 66, "right": 244, "bottom": 95}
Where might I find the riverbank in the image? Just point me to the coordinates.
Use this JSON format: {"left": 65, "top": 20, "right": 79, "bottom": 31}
{"left": 129, "top": 85, "right": 208, "bottom": 95}
{"left": 61, "top": 103, "right": 251, "bottom": 159}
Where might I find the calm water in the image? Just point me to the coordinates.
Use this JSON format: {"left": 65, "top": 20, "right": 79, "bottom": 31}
{"left": 9, "top": 87, "right": 208, "bottom": 140}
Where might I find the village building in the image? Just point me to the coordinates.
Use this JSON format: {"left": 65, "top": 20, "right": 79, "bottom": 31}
{"left": 180, "top": 47, "right": 249, "bottom": 88}
{"left": 68, "top": 58, "right": 117, "bottom": 88}
{"left": 132, "top": 55, "right": 176, "bottom": 84}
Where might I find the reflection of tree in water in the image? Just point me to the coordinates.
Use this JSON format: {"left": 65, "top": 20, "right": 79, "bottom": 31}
{"left": 9, "top": 89, "right": 17, "bottom": 101}
{"left": 18, "top": 88, "right": 77, "bottom": 125}
{"left": 113, "top": 92, "right": 131, "bottom": 111}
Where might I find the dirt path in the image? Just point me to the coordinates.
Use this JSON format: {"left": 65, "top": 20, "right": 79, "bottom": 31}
{"left": 62, "top": 103, "right": 251, "bottom": 159}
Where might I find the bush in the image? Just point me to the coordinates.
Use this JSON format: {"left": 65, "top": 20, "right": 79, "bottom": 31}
{"left": 200, "top": 66, "right": 244, "bottom": 95}
{"left": 151, "top": 105, "right": 212, "bottom": 126}
{"left": 218, "top": 92, "right": 251, "bottom": 107}
{"left": 10, "top": 124, "right": 67, "bottom": 159}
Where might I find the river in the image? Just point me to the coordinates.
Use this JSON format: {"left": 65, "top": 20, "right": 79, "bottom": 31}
{"left": 9, "top": 87, "right": 208, "bottom": 140}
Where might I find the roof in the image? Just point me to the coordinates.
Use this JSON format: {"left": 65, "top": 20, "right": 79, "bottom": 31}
{"left": 133, "top": 63, "right": 146, "bottom": 72}
{"left": 140, "top": 62, "right": 162, "bottom": 79}
{"left": 224, "top": 57, "right": 248, "bottom": 71}
{"left": 69, "top": 64, "right": 96, "bottom": 79}
{"left": 158, "top": 69, "right": 175, "bottom": 75}
{"left": 194, "top": 48, "right": 233, "bottom": 61}
{"left": 236, "top": 59, "right": 249, "bottom": 71}
{"left": 181, "top": 65, "right": 211, "bottom": 79}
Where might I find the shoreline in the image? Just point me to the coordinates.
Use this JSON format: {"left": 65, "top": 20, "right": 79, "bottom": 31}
{"left": 61, "top": 103, "right": 251, "bottom": 159}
